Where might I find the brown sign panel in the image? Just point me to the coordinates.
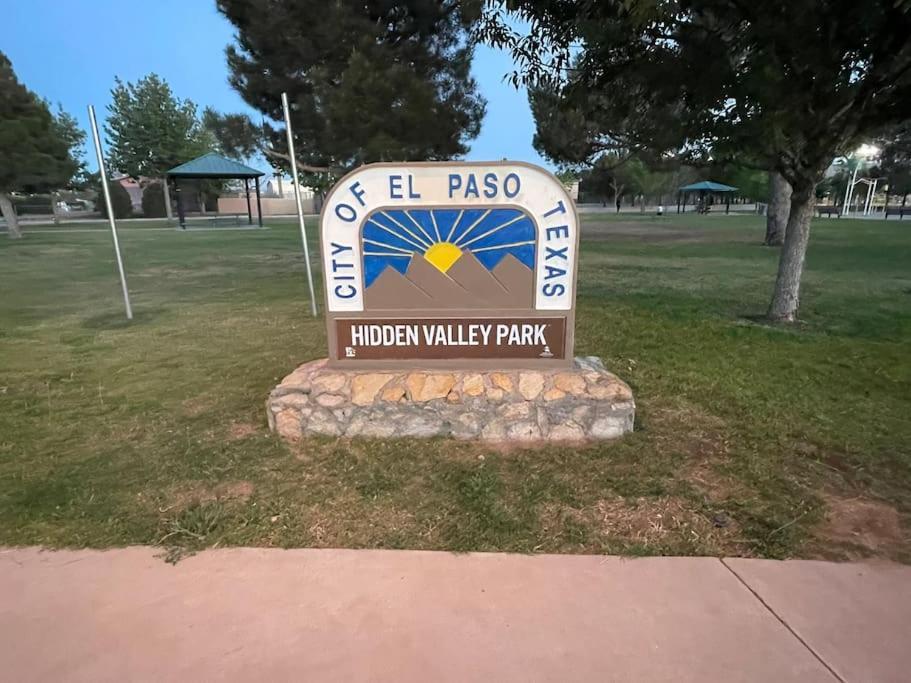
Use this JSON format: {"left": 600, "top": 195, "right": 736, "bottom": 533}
{"left": 335, "top": 317, "right": 566, "bottom": 361}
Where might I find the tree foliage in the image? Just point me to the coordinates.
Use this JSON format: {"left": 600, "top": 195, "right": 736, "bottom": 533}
{"left": 105, "top": 74, "right": 213, "bottom": 179}
{"left": 97, "top": 180, "right": 132, "bottom": 219}
{"left": 0, "top": 52, "right": 82, "bottom": 194}
{"left": 201, "top": 107, "right": 263, "bottom": 161}
{"left": 875, "top": 125, "right": 911, "bottom": 199}
{"left": 0, "top": 51, "right": 84, "bottom": 237}
{"left": 141, "top": 180, "right": 167, "bottom": 217}
{"left": 483, "top": 1, "right": 911, "bottom": 320}
{"left": 216, "top": 0, "right": 486, "bottom": 182}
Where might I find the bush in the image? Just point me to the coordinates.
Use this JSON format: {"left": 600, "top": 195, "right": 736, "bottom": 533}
{"left": 141, "top": 181, "right": 168, "bottom": 218}
{"left": 96, "top": 181, "right": 132, "bottom": 219}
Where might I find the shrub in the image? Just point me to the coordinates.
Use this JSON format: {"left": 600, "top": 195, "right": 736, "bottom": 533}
{"left": 141, "top": 181, "right": 168, "bottom": 218}
{"left": 96, "top": 181, "right": 132, "bottom": 219}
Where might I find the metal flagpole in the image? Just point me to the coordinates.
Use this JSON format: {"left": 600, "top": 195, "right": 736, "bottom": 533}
{"left": 281, "top": 92, "right": 318, "bottom": 317}
{"left": 88, "top": 105, "right": 133, "bottom": 320}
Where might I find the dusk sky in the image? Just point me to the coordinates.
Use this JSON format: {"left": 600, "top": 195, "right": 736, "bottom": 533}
{"left": 4, "top": 0, "right": 551, "bottom": 172}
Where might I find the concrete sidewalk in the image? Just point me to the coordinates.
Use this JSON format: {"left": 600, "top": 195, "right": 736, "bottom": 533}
{"left": 1, "top": 548, "right": 908, "bottom": 682}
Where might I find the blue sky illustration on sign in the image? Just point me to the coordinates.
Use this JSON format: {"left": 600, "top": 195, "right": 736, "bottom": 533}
{"left": 362, "top": 208, "right": 535, "bottom": 288}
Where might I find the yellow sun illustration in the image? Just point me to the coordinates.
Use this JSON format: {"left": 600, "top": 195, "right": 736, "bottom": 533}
{"left": 423, "top": 241, "right": 462, "bottom": 273}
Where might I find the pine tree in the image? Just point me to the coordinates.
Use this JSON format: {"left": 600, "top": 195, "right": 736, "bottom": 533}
{"left": 216, "top": 0, "right": 486, "bottom": 183}
{"left": 0, "top": 52, "right": 81, "bottom": 238}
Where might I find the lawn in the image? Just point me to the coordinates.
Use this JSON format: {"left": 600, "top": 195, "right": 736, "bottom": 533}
{"left": 1, "top": 213, "right": 909, "bottom": 561}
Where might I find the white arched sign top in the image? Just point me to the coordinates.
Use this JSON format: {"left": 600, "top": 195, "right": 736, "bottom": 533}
{"left": 321, "top": 163, "right": 578, "bottom": 312}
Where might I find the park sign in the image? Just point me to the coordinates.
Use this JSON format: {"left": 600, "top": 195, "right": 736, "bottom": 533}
{"left": 320, "top": 162, "right": 579, "bottom": 368}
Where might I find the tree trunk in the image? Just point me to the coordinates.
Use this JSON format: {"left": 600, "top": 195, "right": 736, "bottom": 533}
{"left": 767, "top": 185, "right": 817, "bottom": 322}
{"left": 276, "top": 174, "right": 283, "bottom": 198}
{"left": 51, "top": 191, "right": 61, "bottom": 225}
{"left": 764, "top": 172, "right": 792, "bottom": 246}
{"left": 0, "top": 192, "right": 22, "bottom": 239}
{"left": 163, "top": 178, "right": 173, "bottom": 221}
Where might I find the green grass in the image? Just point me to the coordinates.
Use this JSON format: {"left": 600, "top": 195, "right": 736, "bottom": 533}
{"left": 1, "top": 213, "right": 909, "bottom": 560}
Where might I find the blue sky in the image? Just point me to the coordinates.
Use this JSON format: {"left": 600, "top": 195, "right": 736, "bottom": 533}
{"left": 4, "top": 0, "right": 550, "bottom": 172}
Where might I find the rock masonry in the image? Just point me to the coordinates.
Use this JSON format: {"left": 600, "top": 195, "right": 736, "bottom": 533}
{"left": 266, "top": 357, "right": 635, "bottom": 443}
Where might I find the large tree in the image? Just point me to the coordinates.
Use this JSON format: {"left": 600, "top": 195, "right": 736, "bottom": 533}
{"left": 486, "top": 1, "right": 911, "bottom": 321}
{"left": 0, "top": 52, "right": 82, "bottom": 239}
{"left": 106, "top": 73, "right": 212, "bottom": 177}
{"left": 105, "top": 74, "right": 214, "bottom": 219}
{"left": 216, "top": 0, "right": 486, "bottom": 185}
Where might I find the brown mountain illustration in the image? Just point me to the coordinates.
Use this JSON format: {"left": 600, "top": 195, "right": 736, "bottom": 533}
{"left": 405, "top": 253, "right": 473, "bottom": 308}
{"left": 447, "top": 250, "right": 516, "bottom": 307}
{"left": 364, "top": 260, "right": 432, "bottom": 309}
{"left": 491, "top": 253, "right": 535, "bottom": 308}
{"left": 364, "top": 251, "right": 535, "bottom": 310}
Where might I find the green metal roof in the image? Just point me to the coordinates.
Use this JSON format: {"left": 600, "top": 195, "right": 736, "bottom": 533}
{"left": 166, "top": 152, "right": 264, "bottom": 178}
{"left": 679, "top": 180, "right": 738, "bottom": 192}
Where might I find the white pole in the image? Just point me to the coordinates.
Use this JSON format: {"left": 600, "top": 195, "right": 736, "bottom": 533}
{"left": 281, "top": 92, "right": 318, "bottom": 317}
{"left": 88, "top": 105, "right": 133, "bottom": 320}
{"left": 844, "top": 164, "right": 859, "bottom": 217}
{"left": 863, "top": 180, "right": 873, "bottom": 216}
{"left": 867, "top": 178, "right": 878, "bottom": 215}
{"left": 841, "top": 162, "right": 855, "bottom": 215}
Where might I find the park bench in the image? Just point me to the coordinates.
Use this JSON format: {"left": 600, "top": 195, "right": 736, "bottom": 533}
{"left": 208, "top": 214, "right": 242, "bottom": 227}
{"left": 884, "top": 206, "right": 909, "bottom": 220}
{"left": 816, "top": 205, "right": 840, "bottom": 218}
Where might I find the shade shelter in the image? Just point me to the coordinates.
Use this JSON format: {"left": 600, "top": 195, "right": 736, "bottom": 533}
{"left": 166, "top": 153, "right": 265, "bottom": 228}
{"left": 677, "top": 181, "right": 738, "bottom": 214}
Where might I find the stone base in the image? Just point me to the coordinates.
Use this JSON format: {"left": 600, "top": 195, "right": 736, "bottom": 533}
{"left": 266, "top": 357, "right": 635, "bottom": 443}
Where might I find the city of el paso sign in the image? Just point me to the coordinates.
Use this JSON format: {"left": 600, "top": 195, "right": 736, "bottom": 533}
{"left": 266, "top": 162, "right": 635, "bottom": 442}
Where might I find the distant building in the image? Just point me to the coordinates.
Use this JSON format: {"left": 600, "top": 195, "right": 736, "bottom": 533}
{"left": 111, "top": 174, "right": 142, "bottom": 212}
{"left": 563, "top": 180, "right": 580, "bottom": 201}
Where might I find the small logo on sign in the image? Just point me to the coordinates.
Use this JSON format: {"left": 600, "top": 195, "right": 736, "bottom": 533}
{"left": 345, "top": 346, "right": 357, "bottom": 358}
{"left": 540, "top": 345, "right": 553, "bottom": 358}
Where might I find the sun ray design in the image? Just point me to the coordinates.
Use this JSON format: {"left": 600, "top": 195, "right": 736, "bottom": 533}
{"left": 376, "top": 211, "right": 432, "bottom": 248}
{"left": 470, "top": 239, "right": 536, "bottom": 253}
{"left": 363, "top": 238, "right": 413, "bottom": 254}
{"left": 445, "top": 209, "right": 464, "bottom": 242}
{"left": 457, "top": 213, "right": 528, "bottom": 249}
{"left": 429, "top": 211, "right": 442, "bottom": 241}
{"left": 365, "top": 218, "right": 427, "bottom": 251}
{"left": 361, "top": 207, "right": 536, "bottom": 287}
{"left": 450, "top": 209, "right": 491, "bottom": 246}
{"left": 403, "top": 210, "right": 436, "bottom": 245}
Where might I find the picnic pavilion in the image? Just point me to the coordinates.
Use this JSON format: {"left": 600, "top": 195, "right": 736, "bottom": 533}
{"left": 676, "top": 181, "right": 738, "bottom": 214}
{"left": 166, "top": 153, "right": 265, "bottom": 228}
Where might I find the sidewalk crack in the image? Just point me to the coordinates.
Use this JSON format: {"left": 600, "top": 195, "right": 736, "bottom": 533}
{"left": 719, "top": 558, "right": 845, "bottom": 683}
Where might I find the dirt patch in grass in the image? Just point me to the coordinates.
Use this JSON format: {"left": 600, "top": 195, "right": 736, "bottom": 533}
{"left": 646, "top": 403, "right": 750, "bottom": 501}
{"left": 228, "top": 422, "right": 258, "bottom": 440}
{"left": 596, "top": 496, "right": 745, "bottom": 555}
{"left": 181, "top": 396, "right": 213, "bottom": 418}
{"left": 812, "top": 492, "right": 907, "bottom": 560}
{"left": 541, "top": 495, "right": 746, "bottom": 556}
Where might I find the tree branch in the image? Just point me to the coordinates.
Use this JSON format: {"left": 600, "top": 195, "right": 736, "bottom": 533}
{"left": 263, "top": 148, "right": 333, "bottom": 175}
